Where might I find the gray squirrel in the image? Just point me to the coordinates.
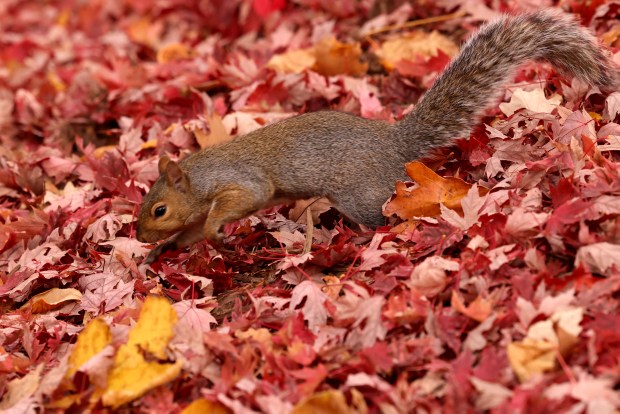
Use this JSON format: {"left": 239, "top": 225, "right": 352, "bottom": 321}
{"left": 137, "top": 9, "right": 619, "bottom": 263}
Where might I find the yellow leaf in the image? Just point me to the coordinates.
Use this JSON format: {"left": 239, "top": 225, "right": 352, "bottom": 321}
{"left": 102, "top": 296, "right": 182, "bottom": 408}
{"left": 67, "top": 318, "right": 112, "bottom": 379}
{"left": 24, "top": 287, "right": 82, "bottom": 314}
{"left": 92, "top": 145, "right": 118, "bottom": 159}
{"left": 235, "top": 328, "right": 272, "bottom": 348}
{"left": 507, "top": 338, "right": 556, "bottom": 382}
{"left": 141, "top": 139, "right": 158, "bottom": 150}
{"left": 193, "top": 113, "right": 232, "bottom": 149}
{"left": 292, "top": 390, "right": 351, "bottom": 414}
{"left": 267, "top": 48, "right": 317, "bottom": 74}
{"left": 376, "top": 30, "right": 459, "bottom": 71}
{"left": 588, "top": 111, "right": 602, "bottom": 122}
{"left": 47, "top": 71, "right": 67, "bottom": 92}
{"left": 181, "top": 399, "right": 231, "bottom": 414}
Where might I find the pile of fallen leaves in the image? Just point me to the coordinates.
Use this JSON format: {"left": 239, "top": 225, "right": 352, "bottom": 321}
{"left": 1, "top": 0, "right": 620, "bottom": 412}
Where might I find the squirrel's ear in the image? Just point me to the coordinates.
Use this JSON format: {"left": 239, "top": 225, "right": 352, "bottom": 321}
{"left": 158, "top": 156, "right": 171, "bottom": 175}
{"left": 164, "top": 160, "right": 190, "bottom": 192}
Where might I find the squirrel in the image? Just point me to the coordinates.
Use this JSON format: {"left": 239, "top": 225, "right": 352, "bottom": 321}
{"left": 137, "top": 9, "right": 618, "bottom": 263}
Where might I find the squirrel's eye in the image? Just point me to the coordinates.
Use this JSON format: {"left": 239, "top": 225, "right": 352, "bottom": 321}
{"left": 154, "top": 205, "right": 167, "bottom": 218}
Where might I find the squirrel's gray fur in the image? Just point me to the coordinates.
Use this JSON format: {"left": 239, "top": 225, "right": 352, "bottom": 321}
{"left": 137, "top": 10, "right": 618, "bottom": 261}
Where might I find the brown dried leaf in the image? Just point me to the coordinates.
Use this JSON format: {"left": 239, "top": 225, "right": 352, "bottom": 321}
{"left": 25, "top": 287, "right": 83, "bottom": 314}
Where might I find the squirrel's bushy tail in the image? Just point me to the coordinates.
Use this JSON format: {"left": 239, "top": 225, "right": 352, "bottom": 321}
{"left": 397, "top": 9, "right": 619, "bottom": 152}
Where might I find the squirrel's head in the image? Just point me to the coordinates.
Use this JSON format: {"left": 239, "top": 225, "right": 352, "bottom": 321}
{"left": 136, "top": 156, "right": 197, "bottom": 243}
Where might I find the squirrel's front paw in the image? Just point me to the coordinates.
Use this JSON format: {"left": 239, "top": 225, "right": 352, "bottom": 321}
{"left": 144, "top": 240, "right": 177, "bottom": 264}
{"left": 204, "top": 221, "right": 225, "bottom": 244}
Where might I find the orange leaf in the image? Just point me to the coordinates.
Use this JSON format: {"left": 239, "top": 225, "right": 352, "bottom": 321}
{"left": 181, "top": 399, "right": 231, "bottom": 414}
{"left": 451, "top": 291, "right": 493, "bottom": 322}
{"left": 291, "top": 390, "right": 351, "bottom": 414}
{"left": 384, "top": 161, "right": 472, "bottom": 219}
{"left": 157, "top": 42, "right": 192, "bottom": 63}
{"left": 193, "top": 112, "right": 232, "bottom": 149}
{"left": 92, "top": 145, "right": 118, "bottom": 159}
{"left": 267, "top": 48, "right": 316, "bottom": 74}
{"left": 313, "top": 38, "right": 368, "bottom": 77}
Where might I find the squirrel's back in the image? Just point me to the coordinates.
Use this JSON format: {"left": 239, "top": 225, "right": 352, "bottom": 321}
{"left": 396, "top": 9, "right": 619, "bottom": 157}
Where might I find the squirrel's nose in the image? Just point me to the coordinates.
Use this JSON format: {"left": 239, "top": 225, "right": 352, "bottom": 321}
{"left": 136, "top": 229, "right": 146, "bottom": 243}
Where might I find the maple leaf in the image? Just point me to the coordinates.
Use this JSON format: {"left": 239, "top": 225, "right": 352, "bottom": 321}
{"left": 440, "top": 184, "right": 487, "bottom": 230}
{"left": 544, "top": 371, "right": 620, "bottom": 412}
{"left": 499, "top": 87, "right": 562, "bottom": 117}
{"left": 24, "top": 288, "right": 83, "bottom": 314}
{"left": 313, "top": 37, "right": 368, "bottom": 77}
{"left": 376, "top": 30, "right": 458, "bottom": 72}
{"left": 191, "top": 112, "right": 233, "bottom": 149}
{"left": 267, "top": 48, "right": 316, "bottom": 74}
{"left": 384, "top": 161, "right": 474, "bottom": 220}
{"left": 173, "top": 300, "right": 217, "bottom": 334}
{"left": 555, "top": 109, "right": 597, "bottom": 144}
{"left": 575, "top": 242, "right": 620, "bottom": 274}
{"left": 408, "top": 256, "right": 459, "bottom": 298}
{"left": 0, "top": 364, "right": 42, "bottom": 411}
{"left": 451, "top": 291, "right": 493, "bottom": 322}
{"left": 470, "top": 377, "right": 513, "bottom": 411}
{"left": 290, "top": 281, "right": 328, "bottom": 332}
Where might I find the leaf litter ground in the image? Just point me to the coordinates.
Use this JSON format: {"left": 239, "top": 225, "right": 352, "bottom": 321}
{"left": 1, "top": 0, "right": 620, "bottom": 413}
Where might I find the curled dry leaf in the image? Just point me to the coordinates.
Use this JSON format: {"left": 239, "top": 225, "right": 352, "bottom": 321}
{"left": 408, "top": 255, "right": 459, "bottom": 298}
{"left": 23, "top": 288, "right": 82, "bottom": 314}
